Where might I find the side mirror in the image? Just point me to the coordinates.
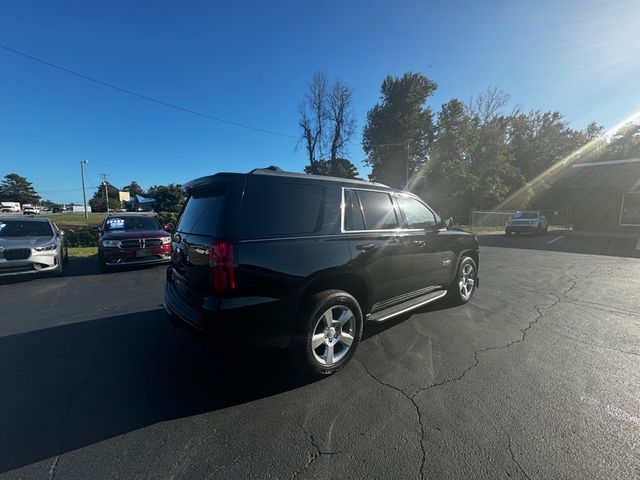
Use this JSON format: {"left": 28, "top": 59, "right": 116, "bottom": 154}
{"left": 443, "top": 216, "right": 454, "bottom": 228}
{"left": 58, "top": 230, "right": 65, "bottom": 236}
{"left": 163, "top": 224, "right": 173, "bottom": 232}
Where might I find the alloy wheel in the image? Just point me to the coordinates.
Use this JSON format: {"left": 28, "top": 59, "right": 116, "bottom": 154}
{"left": 311, "top": 305, "right": 356, "bottom": 367}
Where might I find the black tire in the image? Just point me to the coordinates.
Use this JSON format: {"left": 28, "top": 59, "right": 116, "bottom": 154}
{"left": 63, "top": 247, "right": 69, "bottom": 265}
{"left": 290, "top": 289, "right": 363, "bottom": 377}
{"left": 54, "top": 256, "right": 64, "bottom": 277}
{"left": 446, "top": 257, "right": 477, "bottom": 306}
{"left": 99, "top": 255, "right": 111, "bottom": 273}
{"left": 544, "top": 225, "right": 548, "bottom": 234}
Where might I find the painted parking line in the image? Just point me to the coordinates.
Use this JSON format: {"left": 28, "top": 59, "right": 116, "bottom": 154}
{"left": 547, "top": 235, "right": 565, "bottom": 245}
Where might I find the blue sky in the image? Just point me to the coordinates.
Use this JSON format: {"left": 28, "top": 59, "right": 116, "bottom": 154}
{"left": 1, "top": 0, "right": 639, "bottom": 204}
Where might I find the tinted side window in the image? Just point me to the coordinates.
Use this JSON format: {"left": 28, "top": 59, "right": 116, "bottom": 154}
{"left": 240, "top": 181, "right": 324, "bottom": 236}
{"left": 357, "top": 190, "right": 399, "bottom": 230}
{"left": 344, "top": 189, "right": 365, "bottom": 231}
{"left": 397, "top": 195, "right": 436, "bottom": 228}
{"left": 176, "top": 182, "right": 229, "bottom": 236}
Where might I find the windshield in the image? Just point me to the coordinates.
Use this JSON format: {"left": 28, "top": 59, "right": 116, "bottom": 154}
{"left": 511, "top": 212, "right": 538, "bottom": 219}
{"left": 103, "top": 216, "right": 160, "bottom": 231}
{"left": 0, "top": 220, "right": 53, "bottom": 237}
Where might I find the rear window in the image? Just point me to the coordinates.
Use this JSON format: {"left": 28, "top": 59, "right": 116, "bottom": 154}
{"left": 177, "top": 182, "right": 229, "bottom": 236}
{"left": 240, "top": 181, "right": 324, "bottom": 236}
{"left": 357, "top": 190, "right": 399, "bottom": 230}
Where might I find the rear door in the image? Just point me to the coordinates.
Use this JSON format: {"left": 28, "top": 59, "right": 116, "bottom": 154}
{"left": 344, "top": 188, "right": 410, "bottom": 310}
{"left": 171, "top": 181, "right": 231, "bottom": 304}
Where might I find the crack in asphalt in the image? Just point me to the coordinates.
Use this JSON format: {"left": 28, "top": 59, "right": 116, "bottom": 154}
{"left": 57, "top": 347, "right": 128, "bottom": 456}
{"left": 507, "top": 433, "right": 532, "bottom": 480}
{"left": 355, "top": 272, "right": 581, "bottom": 479}
{"left": 290, "top": 425, "right": 341, "bottom": 480}
{"left": 48, "top": 455, "right": 59, "bottom": 480}
{"left": 357, "top": 359, "right": 427, "bottom": 480}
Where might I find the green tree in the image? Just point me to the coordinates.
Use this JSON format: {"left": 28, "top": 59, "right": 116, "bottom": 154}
{"left": 362, "top": 72, "right": 437, "bottom": 188}
{"left": 122, "top": 181, "right": 145, "bottom": 197}
{"left": 0, "top": 173, "right": 40, "bottom": 204}
{"left": 423, "top": 99, "right": 476, "bottom": 214}
{"left": 304, "top": 158, "right": 359, "bottom": 179}
{"left": 89, "top": 182, "right": 121, "bottom": 212}
{"left": 147, "top": 184, "right": 185, "bottom": 213}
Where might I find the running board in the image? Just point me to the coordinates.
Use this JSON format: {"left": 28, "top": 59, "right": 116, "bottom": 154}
{"left": 367, "top": 289, "right": 447, "bottom": 323}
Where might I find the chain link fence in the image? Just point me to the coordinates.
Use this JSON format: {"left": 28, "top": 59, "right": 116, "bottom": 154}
{"left": 470, "top": 209, "right": 571, "bottom": 229}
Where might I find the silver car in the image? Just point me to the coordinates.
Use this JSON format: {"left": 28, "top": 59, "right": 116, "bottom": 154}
{"left": 0, "top": 217, "right": 68, "bottom": 277}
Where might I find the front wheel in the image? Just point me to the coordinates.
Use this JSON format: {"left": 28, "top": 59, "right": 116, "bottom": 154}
{"left": 446, "top": 257, "right": 477, "bottom": 305}
{"left": 290, "top": 290, "right": 363, "bottom": 377}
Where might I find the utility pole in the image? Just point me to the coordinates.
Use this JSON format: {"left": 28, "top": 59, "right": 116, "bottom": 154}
{"left": 100, "top": 173, "right": 110, "bottom": 213}
{"left": 80, "top": 160, "right": 89, "bottom": 219}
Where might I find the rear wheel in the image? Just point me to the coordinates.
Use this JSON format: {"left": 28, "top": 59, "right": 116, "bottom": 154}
{"left": 446, "top": 257, "right": 477, "bottom": 305}
{"left": 290, "top": 289, "right": 363, "bottom": 377}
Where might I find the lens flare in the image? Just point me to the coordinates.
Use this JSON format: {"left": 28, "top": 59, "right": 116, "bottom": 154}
{"left": 495, "top": 109, "right": 640, "bottom": 211}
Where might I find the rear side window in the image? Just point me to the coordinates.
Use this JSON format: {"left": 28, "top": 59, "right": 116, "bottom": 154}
{"left": 344, "top": 189, "right": 365, "bottom": 231}
{"left": 357, "top": 190, "right": 399, "bottom": 230}
{"left": 240, "top": 181, "right": 323, "bottom": 236}
{"left": 176, "top": 182, "right": 229, "bottom": 236}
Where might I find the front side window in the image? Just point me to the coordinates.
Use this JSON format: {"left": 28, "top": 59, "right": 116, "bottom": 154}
{"left": 397, "top": 195, "right": 437, "bottom": 228}
{"left": 356, "top": 190, "right": 399, "bottom": 230}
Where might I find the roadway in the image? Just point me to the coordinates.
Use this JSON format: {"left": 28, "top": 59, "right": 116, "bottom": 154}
{"left": 0, "top": 236, "right": 638, "bottom": 479}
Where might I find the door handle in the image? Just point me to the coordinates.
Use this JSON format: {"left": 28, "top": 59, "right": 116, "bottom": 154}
{"left": 413, "top": 240, "right": 427, "bottom": 248}
{"left": 356, "top": 243, "right": 376, "bottom": 252}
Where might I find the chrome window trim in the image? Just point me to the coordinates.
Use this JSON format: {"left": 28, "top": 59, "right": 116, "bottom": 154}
{"left": 341, "top": 187, "right": 440, "bottom": 233}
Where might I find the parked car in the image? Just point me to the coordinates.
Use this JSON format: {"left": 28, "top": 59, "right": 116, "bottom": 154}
{"left": 22, "top": 206, "right": 40, "bottom": 215}
{"left": 52, "top": 207, "right": 63, "bottom": 213}
{"left": 505, "top": 211, "right": 548, "bottom": 235}
{"left": 0, "top": 217, "right": 68, "bottom": 277}
{"left": 164, "top": 167, "right": 480, "bottom": 376}
{"left": 98, "top": 215, "right": 172, "bottom": 271}
{"left": 1, "top": 202, "right": 21, "bottom": 213}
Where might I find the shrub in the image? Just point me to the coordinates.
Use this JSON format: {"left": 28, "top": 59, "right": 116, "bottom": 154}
{"left": 64, "top": 226, "right": 99, "bottom": 247}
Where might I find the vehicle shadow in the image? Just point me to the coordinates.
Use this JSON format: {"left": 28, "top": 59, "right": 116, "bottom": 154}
{"left": 0, "top": 256, "right": 169, "bottom": 284}
{"left": 478, "top": 232, "right": 640, "bottom": 258}
{"left": 0, "top": 309, "right": 312, "bottom": 473}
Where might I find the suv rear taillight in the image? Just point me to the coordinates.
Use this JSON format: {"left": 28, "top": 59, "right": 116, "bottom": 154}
{"left": 209, "top": 241, "right": 235, "bottom": 293}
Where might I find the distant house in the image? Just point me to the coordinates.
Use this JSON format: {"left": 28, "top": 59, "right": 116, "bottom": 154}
{"left": 569, "top": 158, "right": 640, "bottom": 233}
{"left": 123, "top": 194, "right": 155, "bottom": 212}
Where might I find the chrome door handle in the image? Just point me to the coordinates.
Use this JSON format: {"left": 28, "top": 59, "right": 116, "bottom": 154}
{"left": 356, "top": 243, "right": 376, "bottom": 252}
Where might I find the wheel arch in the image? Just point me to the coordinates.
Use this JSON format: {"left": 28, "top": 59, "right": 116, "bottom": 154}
{"left": 300, "top": 271, "right": 370, "bottom": 316}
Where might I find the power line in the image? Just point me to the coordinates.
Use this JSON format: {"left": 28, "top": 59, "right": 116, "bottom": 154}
{"left": 0, "top": 43, "right": 297, "bottom": 139}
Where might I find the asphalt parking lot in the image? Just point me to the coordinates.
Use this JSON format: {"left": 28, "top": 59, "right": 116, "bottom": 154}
{"left": 1, "top": 236, "right": 639, "bottom": 479}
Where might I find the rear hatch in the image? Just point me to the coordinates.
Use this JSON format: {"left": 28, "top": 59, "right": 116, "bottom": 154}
{"left": 170, "top": 180, "right": 236, "bottom": 306}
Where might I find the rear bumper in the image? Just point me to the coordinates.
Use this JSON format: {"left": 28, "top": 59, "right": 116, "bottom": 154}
{"left": 164, "top": 274, "right": 298, "bottom": 348}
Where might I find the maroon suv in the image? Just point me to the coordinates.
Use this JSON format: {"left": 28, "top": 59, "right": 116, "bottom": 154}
{"left": 98, "top": 215, "right": 172, "bottom": 271}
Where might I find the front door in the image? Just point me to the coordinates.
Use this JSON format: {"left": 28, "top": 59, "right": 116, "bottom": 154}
{"left": 395, "top": 194, "right": 455, "bottom": 292}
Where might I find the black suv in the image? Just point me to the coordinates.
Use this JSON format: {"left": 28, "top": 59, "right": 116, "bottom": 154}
{"left": 164, "top": 167, "right": 479, "bottom": 376}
